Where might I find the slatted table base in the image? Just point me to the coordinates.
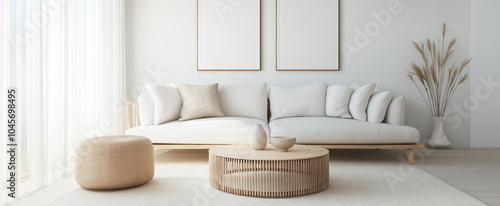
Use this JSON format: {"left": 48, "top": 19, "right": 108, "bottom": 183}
{"left": 209, "top": 153, "right": 329, "bottom": 197}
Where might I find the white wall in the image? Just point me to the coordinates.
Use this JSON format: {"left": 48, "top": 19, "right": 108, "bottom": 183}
{"left": 125, "top": 0, "right": 471, "bottom": 147}
{"left": 470, "top": 0, "right": 500, "bottom": 148}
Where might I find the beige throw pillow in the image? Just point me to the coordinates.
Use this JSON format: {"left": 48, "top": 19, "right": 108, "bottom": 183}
{"left": 176, "top": 83, "right": 225, "bottom": 121}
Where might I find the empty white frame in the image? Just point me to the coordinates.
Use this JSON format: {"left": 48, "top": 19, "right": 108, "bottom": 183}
{"left": 198, "top": 0, "right": 261, "bottom": 71}
{"left": 277, "top": 0, "right": 339, "bottom": 71}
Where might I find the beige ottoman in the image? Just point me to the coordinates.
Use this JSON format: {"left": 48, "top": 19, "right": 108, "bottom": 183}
{"left": 75, "top": 135, "right": 154, "bottom": 190}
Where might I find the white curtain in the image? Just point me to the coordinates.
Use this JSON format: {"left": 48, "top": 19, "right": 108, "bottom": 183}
{"left": 1, "top": 0, "right": 126, "bottom": 203}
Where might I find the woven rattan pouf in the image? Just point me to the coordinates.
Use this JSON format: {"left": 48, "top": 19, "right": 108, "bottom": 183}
{"left": 75, "top": 135, "right": 154, "bottom": 190}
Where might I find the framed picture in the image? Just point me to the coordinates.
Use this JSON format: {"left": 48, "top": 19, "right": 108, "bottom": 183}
{"left": 276, "top": 0, "right": 340, "bottom": 71}
{"left": 197, "top": 0, "right": 261, "bottom": 71}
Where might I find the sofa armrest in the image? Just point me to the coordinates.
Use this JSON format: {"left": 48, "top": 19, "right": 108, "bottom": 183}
{"left": 127, "top": 101, "right": 140, "bottom": 129}
{"left": 383, "top": 96, "right": 405, "bottom": 125}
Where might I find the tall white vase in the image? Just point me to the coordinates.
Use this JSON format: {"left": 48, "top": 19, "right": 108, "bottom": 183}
{"left": 249, "top": 124, "right": 267, "bottom": 150}
{"left": 427, "top": 117, "right": 451, "bottom": 148}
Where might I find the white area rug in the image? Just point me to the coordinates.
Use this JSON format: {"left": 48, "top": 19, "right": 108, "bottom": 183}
{"left": 49, "top": 164, "right": 485, "bottom": 206}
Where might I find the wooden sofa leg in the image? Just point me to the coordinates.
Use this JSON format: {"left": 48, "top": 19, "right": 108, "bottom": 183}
{"left": 406, "top": 149, "right": 415, "bottom": 165}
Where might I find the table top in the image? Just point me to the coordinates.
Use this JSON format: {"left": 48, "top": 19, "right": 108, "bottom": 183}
{"left": 209, "top": 144, "right": 329, "bottom": 161}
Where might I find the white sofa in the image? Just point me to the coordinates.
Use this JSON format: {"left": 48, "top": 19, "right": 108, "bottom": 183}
{"left": 126, "top": 82, "right": 422, "bottom": 164}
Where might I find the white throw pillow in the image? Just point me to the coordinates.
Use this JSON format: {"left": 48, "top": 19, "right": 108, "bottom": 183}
{"left": 269, "top": 82, "right": 326, "bottom": 121}
{"left": 325, "top": 85, "right": 353, "bottom": 118}
{"left": 349, "top": 83, "right": 376, "bottom": 121}
{"left": 176, "top": 83, "right": 225, "bottom": 121}
{"left": 145, "top": 83, "right": 182, "bottom": 125}
{"left": 138, "top": 93, "right": 154, "bottom": 126}
{"left": 384, "top": 95, "right": 405, "bottom": 125}
{"left": 367, "top": 90, "right": 393, "bottom": 123}
{"left": 352, "top": 83, "right": 394, "bottom": 123}
{"left": 218, "top": 83, "right": 268, "bottom": 121}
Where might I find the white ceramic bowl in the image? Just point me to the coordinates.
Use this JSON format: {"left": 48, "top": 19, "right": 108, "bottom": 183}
{"left": 270, "top": 137, "right": 296, "bottom": 152}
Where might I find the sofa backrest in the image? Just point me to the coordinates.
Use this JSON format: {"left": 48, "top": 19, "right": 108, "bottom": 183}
{"left": 268, "top": 82, "right": 327, "bottom": 121}
{"left": 137, "top": 82, "right": 405, "bottom": 126}
{"left": 218, "top": 83, "right": 268, "bottom": 121}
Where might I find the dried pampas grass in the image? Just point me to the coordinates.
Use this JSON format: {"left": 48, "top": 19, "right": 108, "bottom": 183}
{"left": 408, "top": 23, "right": 471, "bottom": 117}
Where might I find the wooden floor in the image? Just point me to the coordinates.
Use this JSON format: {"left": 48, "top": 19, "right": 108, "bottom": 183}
{"left": 416, "top": 149, "right": 500, "bottom": 205}
{"left": 11, "top": 148, "right": 500, "bottom": 205}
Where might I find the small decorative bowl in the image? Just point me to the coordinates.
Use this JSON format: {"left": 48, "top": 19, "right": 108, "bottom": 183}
{"left": 270, "top": 137, "right": 296, "bottom": 152}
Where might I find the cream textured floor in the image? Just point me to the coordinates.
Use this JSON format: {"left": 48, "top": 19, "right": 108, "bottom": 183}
{"left": 46, "top": 151, "right": 486, "bottom": 206}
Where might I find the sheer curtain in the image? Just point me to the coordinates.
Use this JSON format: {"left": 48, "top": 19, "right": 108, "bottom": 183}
{"left": 1, "top": 0, "right": 126, "bottom": 203}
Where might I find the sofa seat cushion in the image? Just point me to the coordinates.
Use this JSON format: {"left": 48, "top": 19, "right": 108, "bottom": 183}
{"left": 269, "top": 117, "right": 419, "bottom": 144}
{"left": 125, "top": 117, "right": 270, "bottom": 144}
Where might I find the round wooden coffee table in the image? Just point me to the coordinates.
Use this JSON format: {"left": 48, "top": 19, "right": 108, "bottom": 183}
{"left": 209, "top": 144, "right": 329, "bottom": 197}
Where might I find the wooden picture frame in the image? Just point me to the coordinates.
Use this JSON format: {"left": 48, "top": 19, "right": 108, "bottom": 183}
{"left": 276, "top": 0, "right": 340, "bottom": 71}
{"left": 197, "top": 0, "right": 261, "bottom": 71}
